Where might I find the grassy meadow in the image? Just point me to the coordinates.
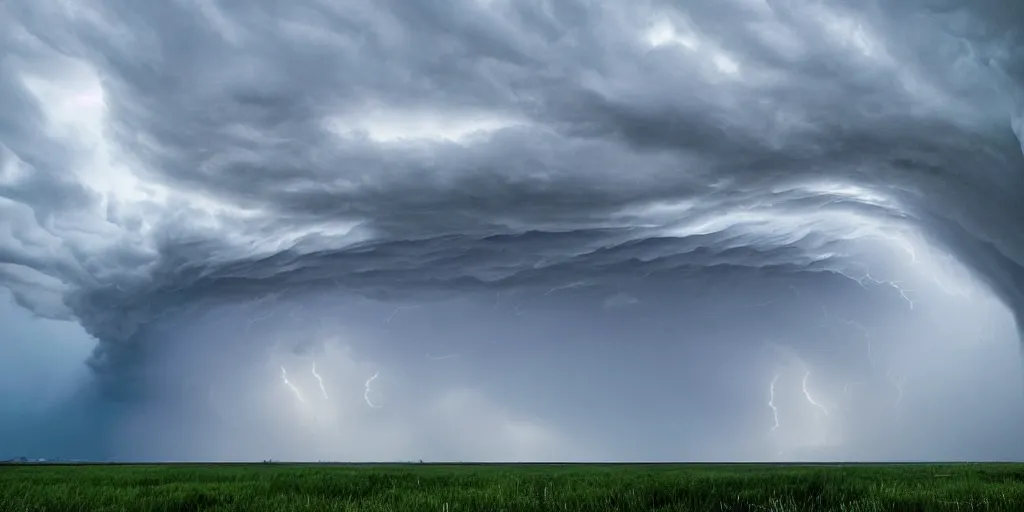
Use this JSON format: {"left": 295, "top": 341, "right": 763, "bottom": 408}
{"left": 3, "top": 462, "right": 1024, "bottom": 511}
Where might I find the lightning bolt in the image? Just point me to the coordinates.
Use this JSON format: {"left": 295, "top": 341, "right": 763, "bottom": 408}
{"left": 281, "top": 366, "right": 306, "bottom": 403}
{"left": 869, "top": 232, "right": 918, "bottom": 264}
{"left": 837, "top": 265, "right": 915, "bottom": 310}
{"left": 840, "top": 318, "right": 876, "bottom": 370}
{"left": 806, "top": 295, "right": 877, "bottom": 372}
{"left": 778, "top": 285, "right": 916, "bottom": 432}
{"left": 819, "top": 304, "right": 908, "bottom": 417}
{"left": 768, "top": 374, "right": 780, "bottom": 433}
{"left": 885, "top": 281, "right": 915, "bottom": 309}
{"left": 510, "top": 302, "right": 524, "bottom": 316}
{"left": 801, "top": 371, "right": 829, "bottom": 418}
{"left": 311, "top": 361, "right": 329, "bottom": 400}
{"left": 386, "top": 306, "right": 418, "bottom": 323}
{"left": 544, "top": 281, "right": 588, "bottom": 296}
{"left": 886, "top": 368, "right": 906, "bottom": 407}
{"left": 871, "top": 233, "right": 971, "bottom": 299}
{"left": 364, "top": 371, "right": 382, "bottom": 408}
{"left": 246, "top": 310, "right": 275, "bottom": 332}
{"left": 492, "top": 290, "right": 526, "bottom": 318}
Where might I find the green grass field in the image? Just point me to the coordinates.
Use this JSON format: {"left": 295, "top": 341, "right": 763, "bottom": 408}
{"left": 3, "top": 462, "right": 1024, "bottom": 511}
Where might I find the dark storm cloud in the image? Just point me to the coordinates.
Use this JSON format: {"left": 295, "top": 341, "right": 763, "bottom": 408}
{"left": 1, "top": 0, "right": 1023, "bottom": 386}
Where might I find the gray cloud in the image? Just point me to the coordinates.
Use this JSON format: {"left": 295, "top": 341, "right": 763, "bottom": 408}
{"left": 1, "top": 0, "right": 1024, "bottom": 461}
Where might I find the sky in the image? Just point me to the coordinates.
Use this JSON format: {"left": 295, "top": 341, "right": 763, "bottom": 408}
{"left": 2, "top": 0, "right": 1024, "bottom": 462}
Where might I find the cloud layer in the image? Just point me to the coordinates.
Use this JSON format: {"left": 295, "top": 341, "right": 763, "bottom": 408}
{"left": 2, "top": 0, "right": 1024, "bottom": 461}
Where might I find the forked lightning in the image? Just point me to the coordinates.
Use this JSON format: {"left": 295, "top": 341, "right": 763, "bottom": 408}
{"left": 281, "top": 366, "right": 306, "bottom": 403}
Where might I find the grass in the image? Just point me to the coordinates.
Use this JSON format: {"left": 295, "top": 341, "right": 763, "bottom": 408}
{"left": 4, "top": 462, "right": 1024, "bottom": 511}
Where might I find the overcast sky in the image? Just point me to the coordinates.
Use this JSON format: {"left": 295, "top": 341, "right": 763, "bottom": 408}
{"left": 2, "top": 0, "right": 1024, "bottom": 462}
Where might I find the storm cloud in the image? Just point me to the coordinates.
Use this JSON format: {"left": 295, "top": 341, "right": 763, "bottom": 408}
{"left": 2, "top": 0, "right": 1024, "bottom": 461}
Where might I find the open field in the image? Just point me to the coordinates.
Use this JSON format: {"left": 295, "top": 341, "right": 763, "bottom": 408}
{"left": 4, "top": 462, "right": 1024, "bottom": 511}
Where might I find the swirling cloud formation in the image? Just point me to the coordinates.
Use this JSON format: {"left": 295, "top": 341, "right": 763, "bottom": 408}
{"left": 2, "top": 0, "right": 1024, "bottom": 461}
